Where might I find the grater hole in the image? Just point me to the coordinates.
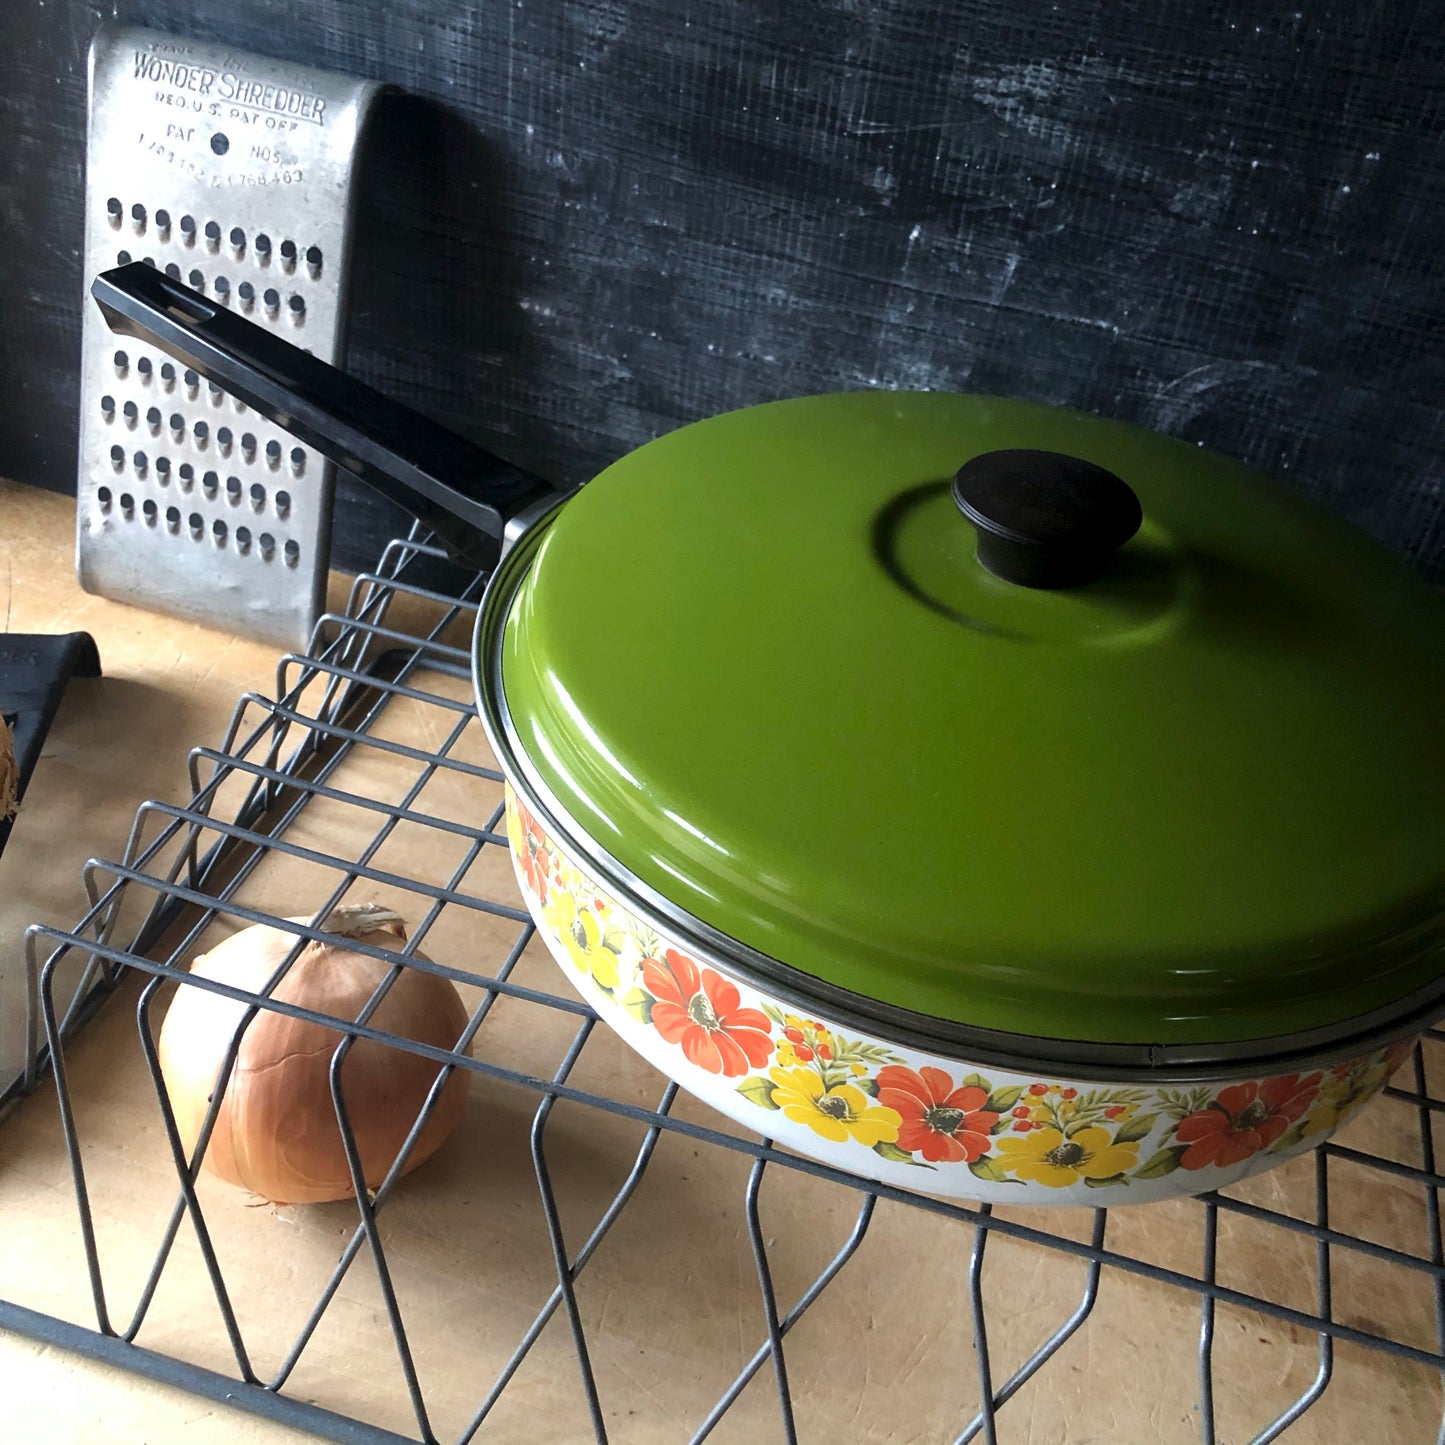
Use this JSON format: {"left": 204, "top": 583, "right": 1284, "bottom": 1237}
{"left": 109, "top": 445, "right": 124, "bottom": 470}
{"left": 193, "top": 420, "right": 210, "bottom": 447}
{"left": 259, "top": 531, "right": 276, "bottom": 559}
{"left": 188, "top": 512, "right": 204, "bottom": 538}
{"left": 164, "top": 262, "right": 181, "bottom": 280}
{"left": 226, "top": 475, "right": 243, "bottom": 504}
{"left": 156, "top": 456, "right": 171, "bottom": 483}
{"left": 213, "top": 275, "right": 231, "bottom": 300}
{"left": 212, "top": 518, "right": 228, "bottom": 545}
{"left": 241, "top": 432, "right": 257, "bottom": 461}
{"left": 142, "top": 498, "right": 158, "bottom": 525}
{"left": 283, "top": 538, "right": 300, "bottom": 567}
{"left": 211, "top": 132, "right": 229, "bottom": 156}
{"left": 136, "top": 356, "right": 152, "bottom": 381}
{"left": 130, "top": 202, "right": 146, "bottom": 231}
{"left": 263, "top": 287, "right": 281, "bottom": 316}
{"left": 274, "top": 490, "right": 292, "bottom": 519}
{"left": 217, "top": 426, "right": 233, "bottom": 455}
{"left": 169, "top": 412, "right": 185, "bottom": 436}
{"left": 229, "top": 226, "right": 245, "bottom": 253}
{"left": 145, "top": 406, "right": 162, "bottom": 434}
{"left": 287, "top": 294, "right": 306, "bottom": 324}
{"left": 178, "top": 462, "right": 195, "bottom": 490}
{"left": 159, "top": 362, "right": 176, "bottom": 390}
{"left": 122, "top": 400, "right": 139, "bottom": 426}
{"left": 97, "top": 485, "right": 113, "bottom": 510}
{"left": 155, "top": 208, "right": 171, "bottom": 236}
{"left": 188, "top": 268, "right": 204, "bottom": 290}
{"left": 113, "top": 349, "right": 128, "bottom": 375}
{"left": 143, "top": 256, "right": 157, "bottom": 268}
{"left": 179, "top": 214, "right": 197, "bottom": 244}
{"left": 249, "top": 482, "right": 266, "bottom": 510}
{"left": 120, "top": 492, "right": 135, "bottom": 515}
{"left": 132, "top": 451, "right": 148, "bottom": 476}
{"left": 208, "top": 383, "right": 225, "bottom": 407}
{"left": 100, "top": 395, "right": 115, "bottom": 420}
{"left": 255, "top": 232, "right": 272, "bottom": 261}
{"left": 202, "top": 470, "right": 219, "bottom": 498}
{"left": 106, "top": 197, "right": 123, "bottom": 228}
{"left": 204, "top": 219, "right": 222, "bottom": 250}
{"left": 305, "top": 244, "right": 323, "bottom": 274}
{"left": 265, "top": 440, "right": 282, "bottom": 469}
{"left": 290, "top": 447, "right": 305, "bottom": 474}
{"left": 238, "top": 279, "right": 255, "bottom": 310}
{"left": 235, "top": 525, "right": 252, "bottom": 553}
{"left": 116, "top": 249, "right": 132, "bottom": 266}
{"left": 183, "top": 369, "right": 199, "bottom": 395}
{"left": 165, "top": 505, "right": 181, "bottom": 533}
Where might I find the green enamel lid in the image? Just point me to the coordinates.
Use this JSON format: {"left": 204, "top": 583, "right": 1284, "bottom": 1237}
{"left": 493, "top": 392, "right": 1445, "bottom": 1049}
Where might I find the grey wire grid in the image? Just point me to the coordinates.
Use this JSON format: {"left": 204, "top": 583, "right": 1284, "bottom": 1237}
{"left": 3, "top": 524, "right": 1444, "bottom": 1444}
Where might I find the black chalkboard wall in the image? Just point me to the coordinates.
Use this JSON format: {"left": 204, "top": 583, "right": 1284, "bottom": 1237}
{"left": 4, "top": 1, "right": 1443, "bottom": 581}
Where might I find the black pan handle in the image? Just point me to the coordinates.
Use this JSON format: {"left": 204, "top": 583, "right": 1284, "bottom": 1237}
{"left": 91, "top": 262, "right": 561, "bottom": 566}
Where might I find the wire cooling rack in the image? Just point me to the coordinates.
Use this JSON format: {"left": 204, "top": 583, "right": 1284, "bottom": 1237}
{"left": 3, "top": 526, "right": 1444, "bottom": 1445}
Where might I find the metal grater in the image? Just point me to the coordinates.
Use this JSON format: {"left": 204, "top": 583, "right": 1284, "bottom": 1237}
{"left": 76, "top": 25, "right": 385, "bottom": 648}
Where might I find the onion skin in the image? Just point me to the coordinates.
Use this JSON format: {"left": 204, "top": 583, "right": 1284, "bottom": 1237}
{"left": 158, "top": 905, "right": 469, "bottom": 1205}
{"left": 0, "top": 717, "right": 18, "bottom": 821}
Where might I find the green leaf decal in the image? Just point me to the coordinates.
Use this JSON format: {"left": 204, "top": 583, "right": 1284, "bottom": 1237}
{"left": 1271, "top": 1120, "right": 1308, "bottom": 1153}
{"left": 1157, "top": 1086, "right": 1213, "bottom": 1120}
{"left": 620, "top": 988, "right": 654, "bottom": 1026}
{"left": 838, "top": 1038, "right": 904, "bottom": 1067}
{"left": 1133, "top": 1144, "right": 1188, "bottom": 1180}
{"left": 961, "top": 1072, "right": 990, "bottom": 1092}
{"left": 967, "top": 1155, "right": 1016, "bottom": 1183}
{"left": 873, "top": 1140, "right": 928, "bottom": 1165}
{"left": 855, "top": 1076, "right": 880, "bottom": 1097}
{"left": 602, "top": 926, "right": 630, "bottom": 954}
{"left": 736, "top": 1076, "right": 780, "bottom": 1111}
{"left": 1084, "top": 1172, "right": 1130, "bottom": 1189}
{"left": 1112, "top": 1112, "right": 1158, "bottom": 1144}
{"left": 986, "top": 1086, "right": 1024, "bottom": 1113}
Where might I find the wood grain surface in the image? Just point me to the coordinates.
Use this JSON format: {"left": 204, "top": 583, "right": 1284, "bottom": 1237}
{"left": 1, "top": 1, "right": 1441, "bottom": 584}
{"left": 2, "top": 479, "right": 1445, "bottom": 1439}
{"left": 3, "top": 481, "right": 1445, "bottom": 1443}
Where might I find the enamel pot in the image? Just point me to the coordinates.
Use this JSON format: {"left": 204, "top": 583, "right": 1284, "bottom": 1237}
{"left": 94, "top": 263, "right": 1445, "bottom": 1205}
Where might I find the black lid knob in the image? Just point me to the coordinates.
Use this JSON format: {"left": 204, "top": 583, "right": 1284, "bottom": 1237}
{"left": 951, "top": 449, "right": 1143, "bottom": 589}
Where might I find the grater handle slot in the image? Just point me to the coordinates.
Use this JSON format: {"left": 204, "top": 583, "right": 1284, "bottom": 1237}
{"left": 92, "top": 263, "right": 560, "bottom": 566}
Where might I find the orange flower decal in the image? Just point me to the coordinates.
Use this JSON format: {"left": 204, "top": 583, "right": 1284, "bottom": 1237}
{"left": 643, "top": 950, "right": 774, "bottom": 1078}
{"left": 875, "top": 1065, "right": 1000, "bottom": 1164}
{"left": 1175, "top": 1073, "right": 1321, "bottom": 1170}
{"left": 510, "top": 800, "right": 552, "bottom": 902}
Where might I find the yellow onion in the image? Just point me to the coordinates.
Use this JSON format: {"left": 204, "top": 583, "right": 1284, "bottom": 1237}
{"left": 0, "top": 716, "right": 18, "bottom": 821}
{"left": 157, "top": 903, "right": 469, "bottom": 1204}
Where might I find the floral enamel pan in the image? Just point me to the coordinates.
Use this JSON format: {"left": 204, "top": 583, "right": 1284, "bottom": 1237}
{"left": 94, "top": 262, "right": 1445, "bottom": 1204}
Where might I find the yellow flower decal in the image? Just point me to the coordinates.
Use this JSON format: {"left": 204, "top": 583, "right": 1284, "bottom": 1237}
{"left": 768, "top": 1066, "right": 900, "bottom": 1147}
{"left": 542, "top": 890, "right": 620, "bottom": 992}
{"left": 1301, "top": 1060, "right": 1388, "bottom": 1138}
{"left": 995, "top": 1125, "right": 1139, "bottom": 1187}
